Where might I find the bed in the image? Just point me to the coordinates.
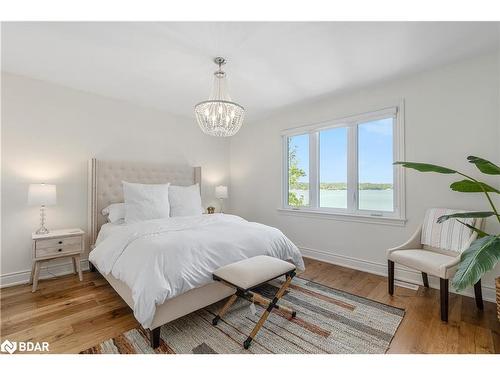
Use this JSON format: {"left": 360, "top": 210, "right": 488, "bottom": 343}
{"left": 87, "top": 158, "right": 304, "bottom": 348}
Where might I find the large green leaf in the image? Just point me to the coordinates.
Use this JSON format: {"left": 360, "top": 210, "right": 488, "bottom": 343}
{"left": 467, "top": 156, "right": 500, "bottom": 175}
{"left": 436, "top": 211, "right": 495, "bottom": 223}
{"left": 450, "top": 180, "right": 500, "bottom": 194}
{"left": 452, "top": 235, "right": 500, "bottom": 291}
{"left": 393, "top": 162, "right": 456, "bottom": 174}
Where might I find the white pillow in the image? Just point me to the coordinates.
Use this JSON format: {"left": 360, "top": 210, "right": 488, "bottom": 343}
{"left": 169, "top": 184, "right": 203, "bottom": 217}
{"left": 122, "top": 181, "right": 170, "bottom": 223}
{"left": 101, "top": 203, "right": 126, "bottom": 223}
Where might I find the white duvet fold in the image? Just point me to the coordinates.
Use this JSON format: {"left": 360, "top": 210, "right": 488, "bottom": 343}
{"left": 89, "top": 214, "right": 304, "bottom": 328}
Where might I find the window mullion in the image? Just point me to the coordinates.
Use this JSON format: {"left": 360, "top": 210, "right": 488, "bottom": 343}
{"left": 309, "top": 132, "right": 319, "bottom": 208}
{"left": 347, "top": 124, "right": 358, "bottom": 213}
{"left": 283, "top": 136, "right": 290, "bottom": 208}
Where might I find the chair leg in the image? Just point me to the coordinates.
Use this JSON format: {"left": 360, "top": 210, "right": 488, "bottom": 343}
{"left": 388, "top": 260, "right": 395, "bottom": 295}
{"left": 440, "top": 278, "right": 449, "bottom": 322}
{"left": 422, "top": 272, "right": 429, "bottom": 288}
{"left": 150, "top": 327, "right": 161, "bottom": 349}
{"left": 474, "top": 279, "right": 484, "bottom": 310}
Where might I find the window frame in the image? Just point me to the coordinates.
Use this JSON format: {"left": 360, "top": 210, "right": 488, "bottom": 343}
{"left": 281, "top": 104, "right": 406, "bottom": 225}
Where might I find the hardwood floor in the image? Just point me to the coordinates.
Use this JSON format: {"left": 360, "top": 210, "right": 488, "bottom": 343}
{"left": 1, "top": 257, "right": 498, "bottom": 354}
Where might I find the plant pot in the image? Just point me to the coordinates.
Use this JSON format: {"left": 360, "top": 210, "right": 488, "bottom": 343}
{"left": 497, "top": 277, "right": 500, "bottom": 322}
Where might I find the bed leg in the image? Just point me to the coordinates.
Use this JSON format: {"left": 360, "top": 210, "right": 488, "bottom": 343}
{"left": 150, "top": 327, "right": 161, "bottom": 349}
{"left": 89, "top": 262, "right": 97, "bottom": 272}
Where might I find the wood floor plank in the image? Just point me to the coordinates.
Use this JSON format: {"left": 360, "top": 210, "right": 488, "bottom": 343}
{"left": 0, "top": 257, "right": 498, "bottom": 354}
{"left": 492, "top": 330, "right": 500, "bottom": 353}
{"left": 458, "top": 321, "right": 495, "bottom": 354}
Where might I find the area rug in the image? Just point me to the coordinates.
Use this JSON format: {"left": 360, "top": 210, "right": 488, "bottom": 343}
{"left": 81, "top": 277, "right": 404, "bottom": 354}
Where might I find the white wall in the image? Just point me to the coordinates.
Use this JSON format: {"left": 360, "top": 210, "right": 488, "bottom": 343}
{"left": 230, "top": 53, "right": 500, "bottom": 300}
{"left": 1, "top": 72, "right": 231, "bottom": 285}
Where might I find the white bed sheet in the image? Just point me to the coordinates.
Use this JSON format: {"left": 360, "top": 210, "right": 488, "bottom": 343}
{"left": 89, "top": 214, "right": 304, "bottom": 328}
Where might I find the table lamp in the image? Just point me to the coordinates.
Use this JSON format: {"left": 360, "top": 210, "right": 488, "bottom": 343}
{"left": 215, "top": 185, "right": 228, "bottom": 213}
{"left": 28, "top": 183, "right": 57, "bottom": 234}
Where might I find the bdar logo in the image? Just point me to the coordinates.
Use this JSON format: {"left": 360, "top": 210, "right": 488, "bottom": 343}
{"left": 1, "top": 339, "right": 17, "bottom": 354}
{"left": 0, "top": 340, "right": 49, "bottom": 353}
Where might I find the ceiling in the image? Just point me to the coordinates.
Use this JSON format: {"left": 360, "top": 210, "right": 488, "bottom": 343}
{"left": 2, "top": 22, "right": 499, "bottom": 120}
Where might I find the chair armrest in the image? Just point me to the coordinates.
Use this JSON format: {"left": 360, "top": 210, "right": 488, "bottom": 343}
{"left": 386, "top": 225, "right": 423, "bottom": 257}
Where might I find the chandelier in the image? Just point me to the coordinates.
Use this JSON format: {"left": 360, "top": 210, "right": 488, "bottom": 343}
{"left": 194, "top": 57, "right": 245, "bottom": 137}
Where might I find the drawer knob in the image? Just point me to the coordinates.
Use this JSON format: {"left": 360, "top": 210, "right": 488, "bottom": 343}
{"left": 58, "top": 241, "right": 63, "bottom": 244}
{"left": 58, "top": 248, "right": 62, "bottom": 252}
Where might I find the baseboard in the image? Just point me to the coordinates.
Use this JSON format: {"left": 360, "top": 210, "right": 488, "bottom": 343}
{"left": 0, "top": 259, "right": 90, "bottom": 288}
{"left": 299, "top": 246, "right": 497, "bottom": 303}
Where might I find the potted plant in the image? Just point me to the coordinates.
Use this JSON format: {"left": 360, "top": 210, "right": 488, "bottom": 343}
{"left": 395, "top": 156, "right": 500, "bottom": 320}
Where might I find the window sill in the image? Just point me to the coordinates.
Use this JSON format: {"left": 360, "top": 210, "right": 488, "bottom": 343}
{"left": 276, "top": 207, "right": 406, "bottom": 226}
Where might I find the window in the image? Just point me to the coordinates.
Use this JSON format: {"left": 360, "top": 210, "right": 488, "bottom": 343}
{"left": 358, "top": 118, "right": 394, "bottom": 212}
{"left": 282, "top": 106, "right": 405, "bottom": 223}
{"left": 319, "top": 127, "right": 348, "bottom": 209}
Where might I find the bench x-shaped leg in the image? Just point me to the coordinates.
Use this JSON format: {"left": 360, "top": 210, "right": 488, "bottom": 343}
{"left": 212, "top": 294, "right": 238, "bottom": 325}
{"left": 243, "top": 271, "right": 296, "bottom": 349}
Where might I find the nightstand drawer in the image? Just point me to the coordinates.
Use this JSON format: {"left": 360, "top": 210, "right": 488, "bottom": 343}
{"left": 35, "top": 235, "right": 83, "bottom": 259}
{"left": 35, "top": 235, "right": 81, "bottom": 250}
{"left": 35, "top": 242, "right": 82, "bottom": 258}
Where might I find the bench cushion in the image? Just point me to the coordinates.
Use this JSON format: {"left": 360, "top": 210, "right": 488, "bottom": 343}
{"left": 213, "top": 255, "right": 296, "bottom": 290}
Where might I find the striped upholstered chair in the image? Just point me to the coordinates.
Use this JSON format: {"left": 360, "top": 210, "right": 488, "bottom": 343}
{"left": 386, "top": 208, "right": 484, "bottom": 322}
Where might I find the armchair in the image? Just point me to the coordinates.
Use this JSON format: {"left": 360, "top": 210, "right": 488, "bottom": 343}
{"left": 387, "top": 208, "right": 484, "bottom": 322}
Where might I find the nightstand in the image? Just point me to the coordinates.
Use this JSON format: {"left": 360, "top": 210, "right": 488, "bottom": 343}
{"left": 30, "top": 228, "right": 85, "bottom": 292}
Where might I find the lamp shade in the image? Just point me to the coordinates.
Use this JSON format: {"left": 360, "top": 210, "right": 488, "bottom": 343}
{"left": 28, "top": 184, "right": 57, "bottom": 206}
{"left": 215, "top": 185, "right": 228, "bottom": 199}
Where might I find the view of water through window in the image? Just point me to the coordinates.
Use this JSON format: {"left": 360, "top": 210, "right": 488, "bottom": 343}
{"left": 358, "top": 118, "right": 394, "bottom": 211}
{"left": 290, "top": 189, "right": 393, "bottom": 210}
{"left": 319, "top": 127, "right": 347, "bottom": 208}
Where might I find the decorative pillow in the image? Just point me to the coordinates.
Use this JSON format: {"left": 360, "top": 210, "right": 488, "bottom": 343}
{"left": 122, "top": 181, "right": 170, "bottom": 223}
{"left": 169, "top": 184, "right": 203, "bottom": 217}
{"left": 101, "top": 203, "right": 126, "bottom": 224}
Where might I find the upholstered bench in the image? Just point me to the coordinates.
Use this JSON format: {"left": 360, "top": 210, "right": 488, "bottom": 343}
{"left": 212, "top": 255, "right": 297, "bottom": 349}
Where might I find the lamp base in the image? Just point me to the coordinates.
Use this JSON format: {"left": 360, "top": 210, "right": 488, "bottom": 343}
{"left": 35, "top": 225, "right": 49, "bottom": 235}
{"left": 36, "top": 205, "right": 49, "bottom": 234}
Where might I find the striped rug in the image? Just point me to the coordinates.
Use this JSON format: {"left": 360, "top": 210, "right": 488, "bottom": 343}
{"left": 81, "top": 277, "right": 404, "bottom": 354}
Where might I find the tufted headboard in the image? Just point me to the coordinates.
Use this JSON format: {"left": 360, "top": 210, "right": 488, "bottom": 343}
{"left": 87, "top": 158, "right": 201, "bottom": 247}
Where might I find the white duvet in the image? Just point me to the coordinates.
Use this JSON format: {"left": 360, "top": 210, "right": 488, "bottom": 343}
{"left": 89, "top": 214, "right": 304, "bottom": 328}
